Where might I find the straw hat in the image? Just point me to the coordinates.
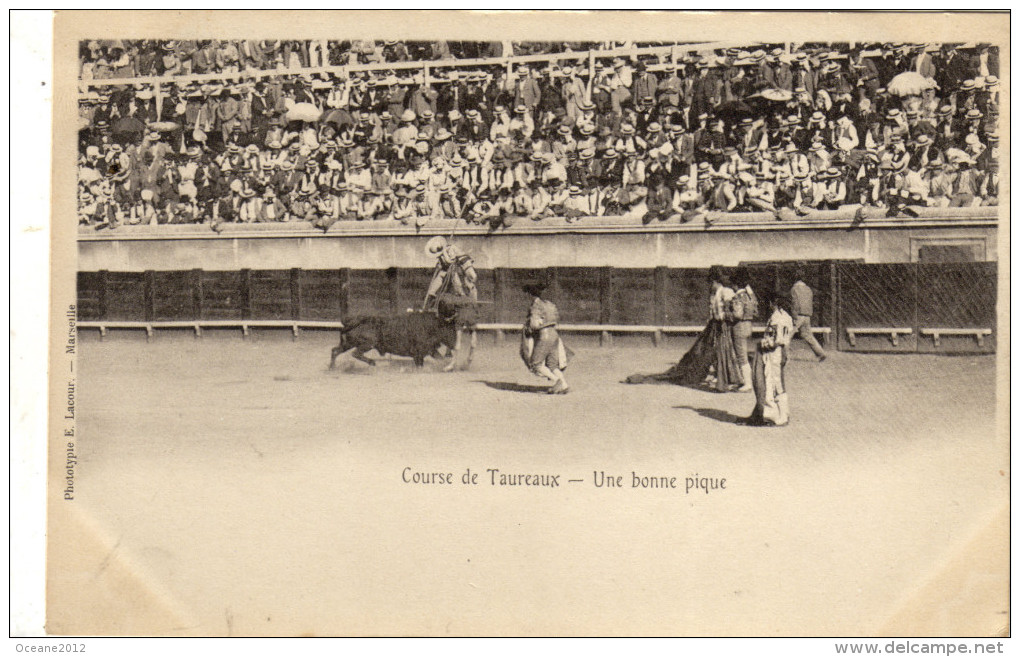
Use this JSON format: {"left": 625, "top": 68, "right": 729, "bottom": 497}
{"left": 426, "top": 236, "right": 448, "bottom": 255}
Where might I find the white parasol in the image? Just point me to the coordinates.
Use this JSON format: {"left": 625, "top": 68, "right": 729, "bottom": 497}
{"left": 286, "top": 102, "right": 323, "bottom": 123}
{"left": 887, "top": 71, "right": 935, "bottom": 97}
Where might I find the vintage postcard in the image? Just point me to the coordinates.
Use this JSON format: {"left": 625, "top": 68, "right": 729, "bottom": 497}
{"left": 42, "top": 10, "right": 1008, "bottom": 638}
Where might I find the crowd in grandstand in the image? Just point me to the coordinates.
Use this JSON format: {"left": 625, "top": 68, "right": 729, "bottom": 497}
{"left": 79, "top": 39, "right": 618, "bottom": 77}
{"left": 77, "top": 40, "right": 1000, "bottom": 230}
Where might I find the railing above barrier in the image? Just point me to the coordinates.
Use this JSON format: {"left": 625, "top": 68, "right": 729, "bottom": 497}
{"left": 76, "top": 319, "right": 831, "bottom": 349}
{"left": 79, "top": 40, "right": 757, "bottom": 90}
{"left": 76, "top": 205, "right": 999, "bottom": 241}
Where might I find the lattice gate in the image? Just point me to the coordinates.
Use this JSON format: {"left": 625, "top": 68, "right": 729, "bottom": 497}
{"left": 836, "top": 262, "right": 996, "bottom": 354}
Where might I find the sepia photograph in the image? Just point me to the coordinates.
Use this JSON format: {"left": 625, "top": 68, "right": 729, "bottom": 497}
{"left": 36, "top": 10, "right": 1009, "bottom": 640}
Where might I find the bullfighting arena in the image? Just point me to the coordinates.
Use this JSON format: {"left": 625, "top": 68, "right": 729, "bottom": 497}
{"left": 55, "top": 331, "right": 1007, "bottom": 637}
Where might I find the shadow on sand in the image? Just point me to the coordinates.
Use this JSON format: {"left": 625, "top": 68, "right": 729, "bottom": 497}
{"left": 622, "top": 376, "right": 731, "bottom": 394}
{"left": 673, "top": 405, "right": 748, "bottom": 425}
{"left": 476, "top": 380, "right": 551, "bottom": 394}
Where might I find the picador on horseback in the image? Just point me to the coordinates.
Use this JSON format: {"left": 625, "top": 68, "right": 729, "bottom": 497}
{"left": 422, "top": 236, "right": 480, "bottom": 370}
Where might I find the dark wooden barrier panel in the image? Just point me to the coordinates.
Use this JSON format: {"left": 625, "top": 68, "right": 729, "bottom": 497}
{"left": 347, "top": 269, "right": 392, "bottom": 317}
{"left": 555, "top": 267, "right": 604, "bottom": 324}
{"left": 611, "top": 268, "right": 656, "bottom": 326}
{"left": 664, "top": 268, "right": 712, "bottom": 325}
{"left": 395, "top": 268, "right": 433, "bottom": 313}
{"left": 201, "top": 271, "right": 244, "bottom": 320}
{"left": 916, "top": 262, "right": 996, "bottom": 328}
{"left": 836, "top": 263, "right": 919, "bottom": 352}
{"left": 76, "top": 271, "right": 106, "bottom": 321}
{"left": 249, "top": 270, "right": 292, "bottom": 320}
{"left": 298, "top": 269, "right": 346, "bottom": 321}
{"left": 653, "top": 267, "right": 668, "bottom": 325}
{"left": 472, "top": 269, "right": 496, "bottom": 323}
{"left": 915, "top": 262, "right": 996, "bottom": 354}
{"left": 151, "top": 270, "right": 195, "bottom": 321}
{"left": 494, "top": 268, "right": 547, "bottom": 323}
{"left": 104, "top": 272, "right": 147, "bottom": 321}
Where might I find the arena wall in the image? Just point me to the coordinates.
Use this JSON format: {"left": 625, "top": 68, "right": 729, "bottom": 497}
{"left": 76, "top": 208, "right": 1000, "bottom": 354}
{"left": 77, "top": 208, "right": 998, "bottom": 272}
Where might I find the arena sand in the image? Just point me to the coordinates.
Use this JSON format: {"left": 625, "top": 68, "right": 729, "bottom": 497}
{"left": 50, "top": 330, "right": 1006, "bottom": 636}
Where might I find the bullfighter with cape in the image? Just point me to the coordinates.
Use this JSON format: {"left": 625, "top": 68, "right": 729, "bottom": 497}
{"left": 520, "top": 281, "right": 573, "bottom": 394}
{"left": 623, "top": 266, "right": 742, "bottom": 390}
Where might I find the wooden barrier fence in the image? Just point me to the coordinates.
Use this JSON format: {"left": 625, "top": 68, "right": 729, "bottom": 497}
{"left": 76, "top": 261, "right": 997, "bottom": 353}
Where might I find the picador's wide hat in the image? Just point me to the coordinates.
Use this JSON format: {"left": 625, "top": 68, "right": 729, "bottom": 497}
{"left": 426, "top": 235, "right": 448, "bottom": 255}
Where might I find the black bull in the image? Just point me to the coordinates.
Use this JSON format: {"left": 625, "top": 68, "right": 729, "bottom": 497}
{"left": 329, "top": 302, "right": 478, "bottom": 370}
